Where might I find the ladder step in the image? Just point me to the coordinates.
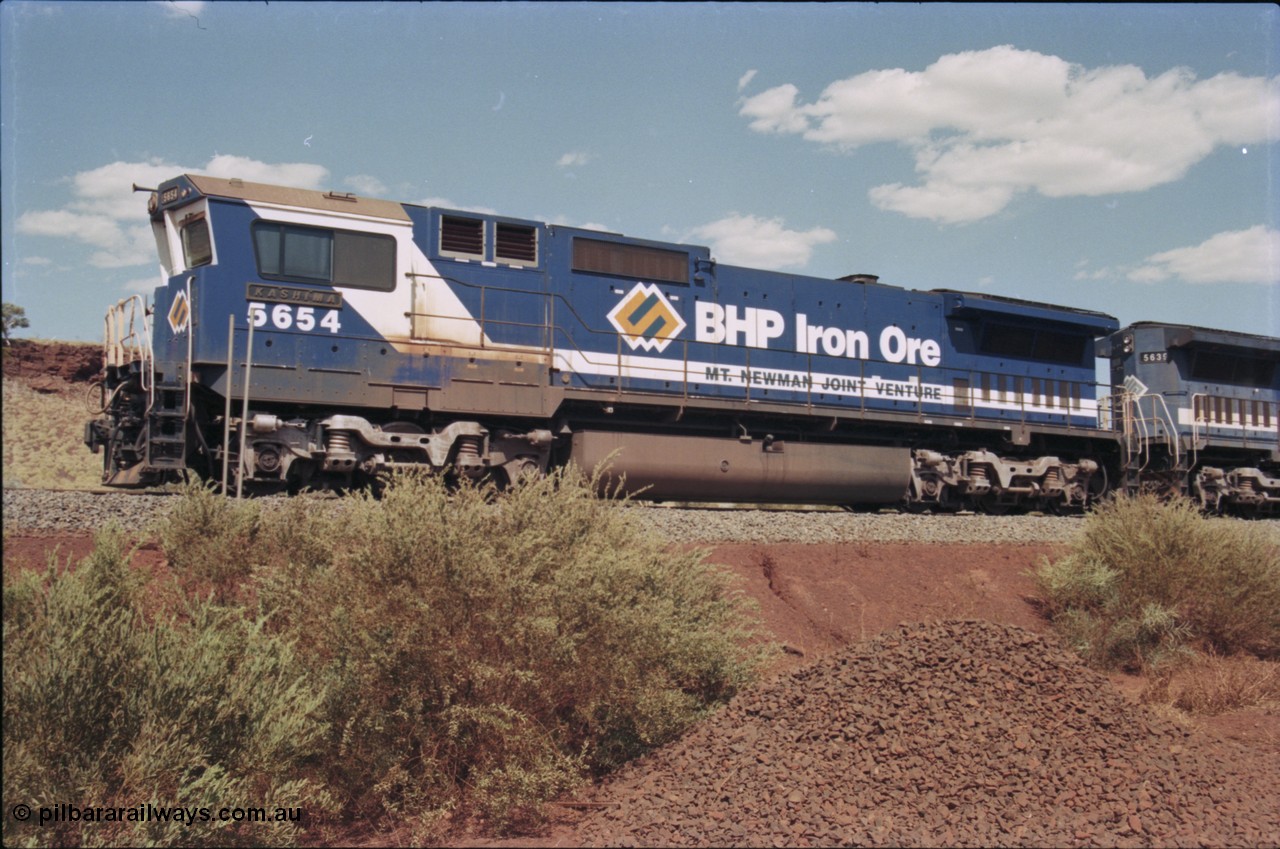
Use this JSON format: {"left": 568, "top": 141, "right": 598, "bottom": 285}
{"left": 149, "top": 372, "right": 188, "bottom": 470}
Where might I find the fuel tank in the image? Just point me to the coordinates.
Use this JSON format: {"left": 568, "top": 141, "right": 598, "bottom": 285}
{"left": 571, "top": 430, "right": 911, "bottom": 504}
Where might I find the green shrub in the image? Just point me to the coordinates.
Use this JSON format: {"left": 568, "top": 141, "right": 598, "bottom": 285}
{"left": 155, "top": 480, "right": 261, "bottom": 602}
{"left": 8, "top": 466, "right": 764, "bottom": 842}
{"left": 1034, "top": 494, "right": 1280, "bottom": 671}
{"left": 3, "top": 527, "right": 332, "bottom": 848}
{"left": 260, "top": 466, "right": 765, "bottom": 832}
{"left": 252, "top": 492, "right": 339, "bottom": 575}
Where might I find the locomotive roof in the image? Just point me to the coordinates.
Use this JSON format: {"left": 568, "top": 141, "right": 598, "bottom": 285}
{"left": 177, "top": 174, "right": 412, "bottom": 222}
{"left": 1118, "top": 321, "right": 1280, "bottom": 353}
{"left": 930, "top": 288, "right": 1117, "bottom": 330}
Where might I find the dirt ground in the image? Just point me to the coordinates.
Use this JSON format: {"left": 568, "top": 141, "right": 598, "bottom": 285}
{"left": 6, "top": 532, "right": 1277, "bottom": 847}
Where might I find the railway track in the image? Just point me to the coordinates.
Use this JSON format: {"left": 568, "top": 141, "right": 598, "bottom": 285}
{"left": 0, "top": 485, "right": 1083, "bottom": 544}
{"left": 6, "top": 486, "right": 1273, "bottom": 543}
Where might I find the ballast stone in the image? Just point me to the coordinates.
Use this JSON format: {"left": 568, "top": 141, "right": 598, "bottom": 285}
{"left": 576, "top": 620, "right": 1280, "bottom": 848}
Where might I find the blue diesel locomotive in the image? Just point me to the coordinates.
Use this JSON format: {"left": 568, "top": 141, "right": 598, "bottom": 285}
{"left": 84, "top": 175, "right": 1278, "bottom": 513}
{"left": 1100, "top": 323, "right": 1279, "bottom": 513}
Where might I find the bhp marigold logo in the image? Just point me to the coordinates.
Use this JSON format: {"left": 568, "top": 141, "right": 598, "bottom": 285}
{"left": 167, "top": 290, "right": 190, "bottom": 335}
{"left": 606, "top": 282, "right": 686, "bottom": 353}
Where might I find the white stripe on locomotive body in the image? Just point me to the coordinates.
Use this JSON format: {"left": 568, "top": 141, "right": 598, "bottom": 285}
{"left": 1177, "top": 406, "right": 1278, "bottom": 435}
{"left": 553, "top": 349, "right": 1100, "bottom": 424}
{"left": 243, "top": 200, "right": 497, "bottom": 349}
{"left": 405, "top": 239, "right": 489, "bottom": 348}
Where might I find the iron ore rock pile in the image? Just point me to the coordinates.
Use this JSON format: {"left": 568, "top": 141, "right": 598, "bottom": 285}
{"left": 576, "top": 620, "right": 1279, "bottom": 848}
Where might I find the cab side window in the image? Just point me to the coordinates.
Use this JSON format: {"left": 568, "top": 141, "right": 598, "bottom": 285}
{"left": 181, "top": 216, "right": 213, "bottom": 268}
{"left": 252, "top": 221, "right": 395, "bottom": 291}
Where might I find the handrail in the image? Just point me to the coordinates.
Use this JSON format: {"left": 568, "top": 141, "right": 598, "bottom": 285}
{"left": 1189, "top": 391, "right": 1208, "bottom": 467}
{"left": 104, "top": 295, "right": 153, "bottom": 384}
{"left": 1150, "top": 392, "right": 1181, "bottom": 467}
{"left": 222, "top": 313, "right": 235, "bottom": 495}
{"left": 103, "top": 295, "right": 155, "bottom": 417}
{"left": 1106, "top": 390, "right": 1186, "bottom": 475}
{"left": 1190, "top": 393, "right": 1206, "bottom": 439}
{"left": 184, "top": 277, "right": 194, "bottom": 419}
{"left": 237, "top": 317, "right": 255, "bottom": 500}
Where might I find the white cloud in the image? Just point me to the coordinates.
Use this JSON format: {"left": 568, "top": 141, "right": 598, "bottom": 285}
{"left": 68, "top": 159, "right": 189, "bottom": 220}
{"left": 21, "top": 257, "right": 52, "bottom": 266}
{"left": 202, "top": 155, "right": 328, "bottom": 189}
{"left": 416, "top": 196, "right": 499, "bottom": 215}
{"left": 739, "top": 83, "right": 809, "bottom": 135}
{"left": 737, "top": 69, "right": 758, "bottom": 92}
{"left": 344, "top": 174, "right": 388, "bottom": 196}
{"left": 17, "top": 209, "right": 154, "bottom": 268}
{"left": 688, "top": 214, "right": 836, "bottom": 270}
{"left": 868, "top": 179, "right": 1014, "bottom": 226}
{"left": 156, "top": 1, "right": 206, "bottom": 20}
{"left": 557, "top": 151, "right": 591, "bottom": 168}
{"left": 1128, "top": 226, "right": 1279, "bottom": 285}
{"left": 546, "top": 214, "right": 614, "bottom": 232}
{"left": 17, "top": 156, "right": 331, "bottom": 268}
{"left": 740, "top": 46, "right": 1280, "bottom": 223}
{"left": 1072, "top": 267, "right": 1112, "bottom": 282}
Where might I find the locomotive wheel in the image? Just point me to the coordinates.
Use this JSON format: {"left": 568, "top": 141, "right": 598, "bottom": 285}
{"left": 1042, "top": 497, "right": 1075, "bottom": 516}
{"left": 903, "top": 480, "right": 930, "bottom": 513}
{"left": 1086, "top": 463, "right": 1110, "bottom": 508}
{"left": 977, "top": 494, "right": 1012, "bottom": 515}
{"left": 1196, "top": 486, "right": 1224, "bottom": 515}
{"left": 496, "top": 455, "right": 543, "bottom": 490}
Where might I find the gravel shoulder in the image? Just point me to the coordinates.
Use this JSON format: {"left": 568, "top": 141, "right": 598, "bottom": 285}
{"left": 9, "top": 488, "right": 1275, "bottom": 547}
{"left": 3, "top": 487, "right": 1092, "bottom": 543}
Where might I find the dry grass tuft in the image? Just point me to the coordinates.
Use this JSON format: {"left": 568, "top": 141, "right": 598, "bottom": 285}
{"left": 2, "top": 375, "right": 103, "bottom": 489}
{"left": 1172, "top": 654, "right": 1280, "bottom": 716}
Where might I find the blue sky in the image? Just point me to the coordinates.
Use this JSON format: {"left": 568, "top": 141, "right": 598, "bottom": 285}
{"left": 2, "top": 1, "right": 1277, "bottom": 343}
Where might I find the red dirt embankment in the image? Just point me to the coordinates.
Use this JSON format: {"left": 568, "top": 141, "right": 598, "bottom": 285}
{"left": 2, "top": 340, "right": 102, "bottom": 386}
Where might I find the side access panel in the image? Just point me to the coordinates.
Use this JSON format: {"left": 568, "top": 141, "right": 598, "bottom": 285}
{"left": 428, "top": 359, "right": 563, "bottom": 417}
